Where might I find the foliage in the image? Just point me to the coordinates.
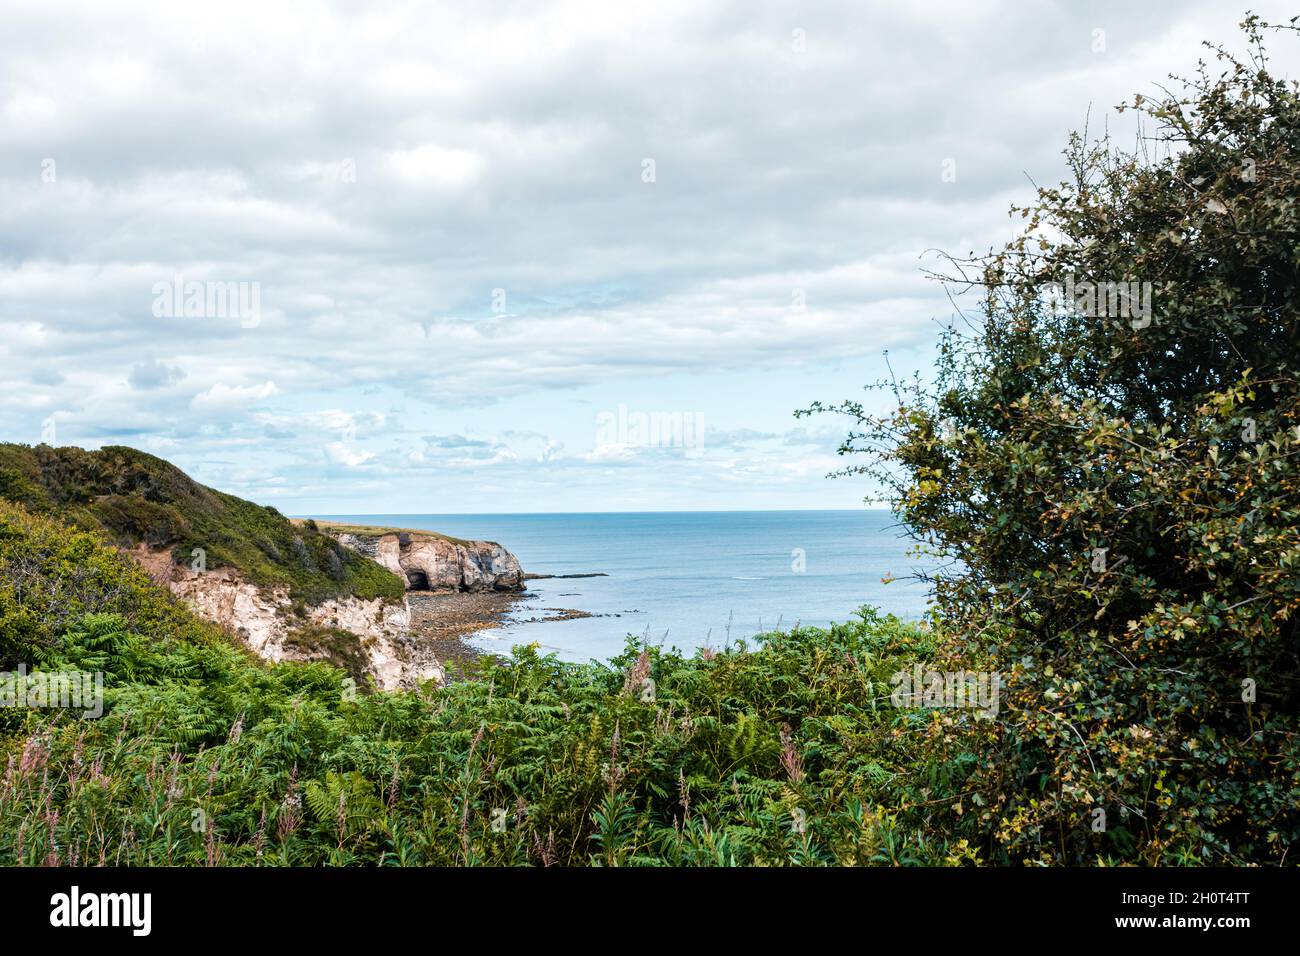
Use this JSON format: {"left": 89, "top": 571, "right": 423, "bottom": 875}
{"left": 0, "top": 443, "right": 404, "bottom": 605}
{"left": 802, "top": 17, "right": 1300, "bottom": 863}
{"left": 0, "top": 500, "right": 976, "bottom": 866}
{"left": 0, "top": 500, "right": 230, "bottom": 669}
{"left": 282, "top": 624, "right": 375, "bottom": 689}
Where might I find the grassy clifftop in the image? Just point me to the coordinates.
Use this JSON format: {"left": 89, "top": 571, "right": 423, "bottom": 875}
{"left": 295, "top": 518, "right": 473, "bottom": 547}
{"left": 0, "top": 443, "right": 404, "bottom": 605}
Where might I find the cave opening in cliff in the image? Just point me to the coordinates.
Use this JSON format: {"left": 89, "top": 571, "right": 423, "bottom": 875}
{"left": 406, "top": 570, "right": 431, "bottom": 590}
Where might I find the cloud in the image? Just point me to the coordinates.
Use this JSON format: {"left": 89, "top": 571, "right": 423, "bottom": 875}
{"left": 422, "top": 434, "right": 496, "bottom": 450}
{"left": 386, "top": 145, "right": 482, "bottom": 188}
{"left": 189, "top": 381, "right": 280, "bottom": 414}
{"left": 129, "top": 357, "right": 185, "bottom": 390}
{"left": 2, "top": 0, "right": 1295, "bottom": 509}
{"left": 324, "top": 441, "right": 375, "bottom": 468}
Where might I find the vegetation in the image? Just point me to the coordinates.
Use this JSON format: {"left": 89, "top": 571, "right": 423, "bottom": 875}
{"left": 0, "top": 444, "right": 404, "bottom": 605}
{"left": 0, "top": 501, "right": 230, "bottom": 669}
{"left": 299, "top": 519, "right": 472, "bottom": 547}
{"left": 1, "top": 18, "right": 1296, "bottom": 867}
{"left": 1, "top": 503, "right": 968, "bottom": 866}
{"left": 282, "top": 623, "right": 378, "bottom": 689}
{"left": 803, "top": 16, "right": 1300, "bottom": 863}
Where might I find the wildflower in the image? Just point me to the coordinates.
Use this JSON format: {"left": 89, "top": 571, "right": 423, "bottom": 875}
{"left": 253, "top": 808, "right": 267, "bottom": 861}
{"left": 386, "top": 764, "right": 400, "bottom": 811}
{"left": 278, "top": 766, "right": 301, "bottom": 843}
{"left": 19, "top": 730, "right": 49, "bottom": 776}
{"left": 622, "top": 649, "right": 652, "bottom": 696}
{"left": 533, "top": 828, "right": 557, "bottom": 867}
{"left": 44, "top": 809, "right": 60, "bottom": 867}
{"left": 780, "top": 724, "right": 805, "bottom": 784}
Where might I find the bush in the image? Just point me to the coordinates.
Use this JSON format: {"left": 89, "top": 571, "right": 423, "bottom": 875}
{"left": 806, "top": 17, "right": 1300, "bottom": 863}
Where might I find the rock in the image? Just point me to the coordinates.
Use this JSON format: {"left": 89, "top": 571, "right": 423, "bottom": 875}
{"left": 125, "top": 545, "right": 431, "bottom": 691}
{"left": 119, "top": 521, "right": 525, "bottom": 692}
{"left": 524, "top": 571, "right": 607, "bottom": 580}
{"left": 332, "top": 531, "right": 524, "bottom": 592}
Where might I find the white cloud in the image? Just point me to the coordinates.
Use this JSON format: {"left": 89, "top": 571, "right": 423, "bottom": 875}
{"left": 2, "top": 0, "right": 1295, "bottom": 509}
{"left": 386, "top": 145, "right": 482, "bottom": 187}
{"left": 324, "top": 442, "right": 375, "bottom": 468}
{"left": 189, "top": 381, "right": 280, "bottom": 414}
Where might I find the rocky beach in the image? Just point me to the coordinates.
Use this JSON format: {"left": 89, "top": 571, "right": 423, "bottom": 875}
{"left": 308, "top": 519, "right": 597, "bottom": 679}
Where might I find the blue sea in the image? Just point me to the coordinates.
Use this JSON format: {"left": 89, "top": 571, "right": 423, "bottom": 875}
{"left": 319, "top": 511, "right": 934, "bottom": 663}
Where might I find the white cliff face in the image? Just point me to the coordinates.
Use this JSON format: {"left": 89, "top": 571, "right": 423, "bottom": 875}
{"left": 333, "top": 532, "right": 524, "bottom": 592}
{"left": 167, "top": 568, "right": 285, "bottom": 658}
{"left": 402, "top": 538, "right": 463, "bottom": 589}
{"left": 122, "top": 525, "right": 523, "bottom": 689}
{"left": 308, "top": 595, "right": 420, "bottom": 690}
{"left": 132, "top": 550, "right": 439, "bottom": 690}
{"left": 374, "top": 534, "right": 403, "bottom": 578}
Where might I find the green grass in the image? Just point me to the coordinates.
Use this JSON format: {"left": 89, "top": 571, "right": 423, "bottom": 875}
{"left": 298, "top": 519, "right": 473, "bottom": 547}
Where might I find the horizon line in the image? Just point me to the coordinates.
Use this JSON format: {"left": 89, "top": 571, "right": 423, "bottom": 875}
{"left": 296, "top": 506, "right": 894, "bottom": 518}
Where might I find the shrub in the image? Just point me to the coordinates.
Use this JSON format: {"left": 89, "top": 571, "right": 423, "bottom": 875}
{"left": 805, "top": 17, "right": 1300, "bottom": 863}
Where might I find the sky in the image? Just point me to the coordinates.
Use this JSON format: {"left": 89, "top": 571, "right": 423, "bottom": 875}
{"left": 3, "top": 1, "right": 1298, "bottom": 513}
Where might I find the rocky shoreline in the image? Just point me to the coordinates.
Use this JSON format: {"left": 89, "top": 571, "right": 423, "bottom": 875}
{"left": 404, "top": 589, "right": 526, "bottom": 676}
{"left": 404, "top": 591, "right": 610, "bottom": 679}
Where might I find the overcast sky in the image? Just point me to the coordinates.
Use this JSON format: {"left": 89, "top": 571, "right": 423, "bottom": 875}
{"left": 3, "top": 1, "right": 1297, "bottom": 513}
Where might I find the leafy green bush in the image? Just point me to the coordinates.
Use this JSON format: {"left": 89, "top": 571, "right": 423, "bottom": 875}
{"left": 805, "top": 17, "right": 1300, "bottom": 863}
{"left": 0, "top": 501, "right": 229, "bottom": 668}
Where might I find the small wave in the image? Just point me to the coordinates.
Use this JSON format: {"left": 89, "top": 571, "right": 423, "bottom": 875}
{"left": 731, "top": 575, "right": 763, "bottom": 581}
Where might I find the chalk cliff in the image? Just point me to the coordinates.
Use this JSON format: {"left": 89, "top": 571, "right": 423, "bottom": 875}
{"left": 123, "top": 525, "right": 526, "bottom": 691}
{"left": 129, "top": 546, "right": 438, "bottom": 690}
{"left": 328, "top": 530, "right": 525, "bottom": 592}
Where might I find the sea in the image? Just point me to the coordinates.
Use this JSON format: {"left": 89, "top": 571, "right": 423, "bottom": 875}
{"left": 318, "top": 510, "right": 935, "bottom": 663}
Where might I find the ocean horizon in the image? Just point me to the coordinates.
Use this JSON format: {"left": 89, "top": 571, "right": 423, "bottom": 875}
{"left": 315, "top": 510, "right": 936, "bottom": 662}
